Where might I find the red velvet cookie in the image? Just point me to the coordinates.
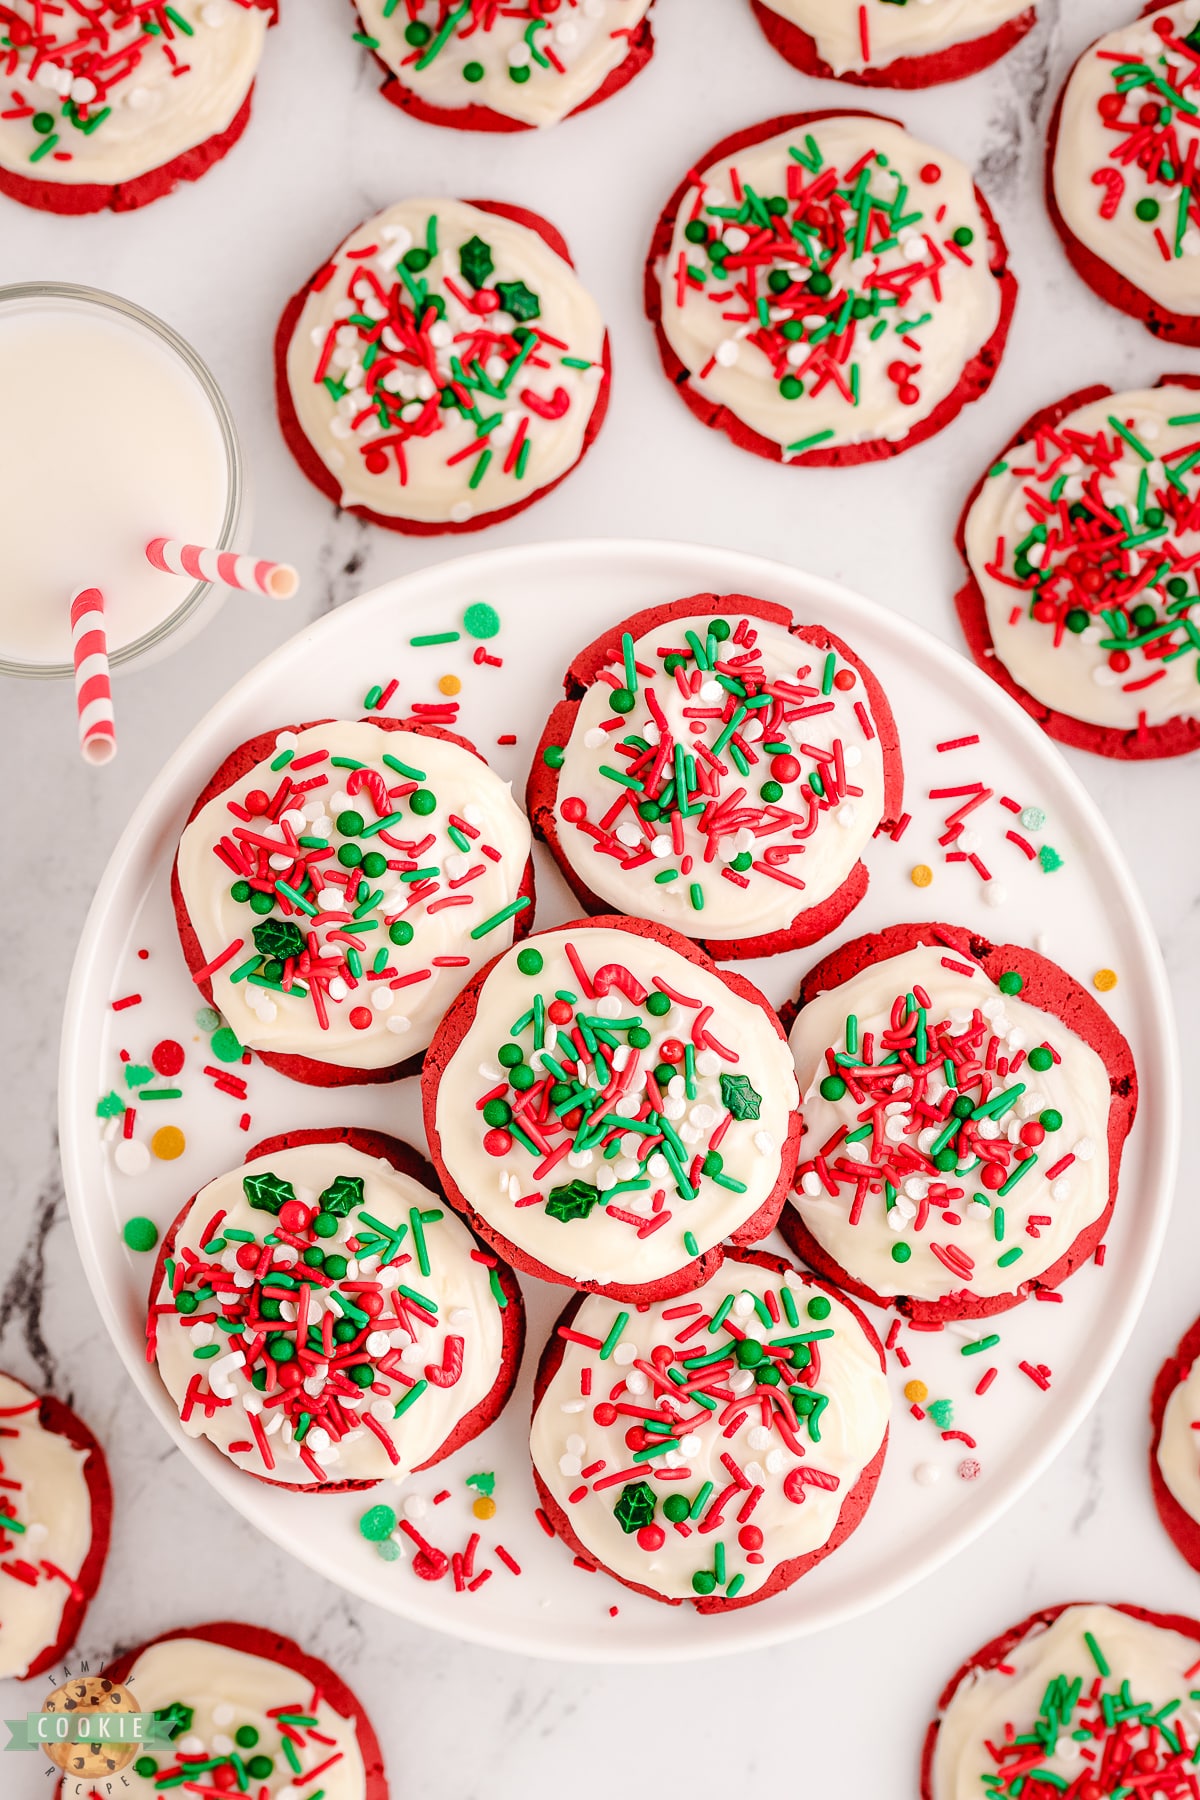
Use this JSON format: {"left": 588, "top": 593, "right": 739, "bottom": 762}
{"left": 955, "top": 373, "right": 1200, "bottom": 760}
{"left": 527, "top": 593, "right": 903, "bottom": 959}
{"left": 354, "top": 0, "right": 654, "bottom": 133}
{"left": 782, "top": 921, "right": 1137, "bottom": 1324}
{"left": 922, "top": 1602, "right": 1200, "bottom": 1799}
{"left": 1046, "top": 2, "right": 1200, "bottom": 347}
{"left": 422, "top": 915, "right": 802, "bottom": 1303}
{"left": 0, "top": 1373, "right": 111, "bottom": 1680}
{"left": 56, "top": 1620, "right": 388, "bottom": 1800}
{"left": 276, "top": 197, "right": 611, "bottom": 536}
{"left": 749, "top": 0, "right": 1036, "bottom": 88}
{"left": 645, "top": 110, "right": 1017, "bottom": 467}
{"left": 0, "top": 1, "right": 276, "bottom": 216}
{"left": 530, "top": 1246, "right": 889, "bottom": 1610}
{"left": 172, "top": 713, "right": 535, "bottom": 1087}
{"left": 1150, "top": 1312, "right": 1200, "bottom": 1575}
{"left": 148, "top": 1127, "right": 524, "bottom": 1494}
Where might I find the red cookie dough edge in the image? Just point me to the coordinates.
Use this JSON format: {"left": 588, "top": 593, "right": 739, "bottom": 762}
{"left": 170, "top": 714, "right": 536, "bottom": 1088}
{"left": 365, "top": 6, "right": 654, "bottom": 132}
{"left": 5, "top": 1382, "right": 112, "bottom": 1680}
{"left": 778, "top": 919, "right": 1138, "bottom": 1325}
{"left": 644, "top": 109, "right": 1018, "bottom": 468}
{"left": 421, "top": 914, "right": 803, "bottom": 1302}
{"left": 145, "top": 1125, "right": 525, "bottom": 1494}
{"left": 749, "top": 1, "right": 1036, "bottom": 89}
{"left": 525, "top": 592, "right": 904, "bottom": 958}
{"left": 57, "top": 1620, "right": 388, "bottom": 1800}
{"left": 920, "top": 1600, "right": 1200, "bottom": 1800}
{"left": 274, "top": 198, "right": 611, "bottom": 535}
{"left": 954, "top": 373, "right": 1200, "bottom": 760}
{"left": 529, "top": 1245, "right": 888, "bottom": 1611}
{"left": 0, "top": 2, "right": 277, "bottom": 217}
{"left": 1149, "top": 1311, "right": 1200, "bottom": 1575}
{"left": 1046, "top": 2, "right": 1200, "bottom": 349}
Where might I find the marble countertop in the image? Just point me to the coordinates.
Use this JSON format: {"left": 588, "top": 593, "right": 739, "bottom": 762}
{"left": 3, "top": 0, "right": 1199, "bottom": 1791}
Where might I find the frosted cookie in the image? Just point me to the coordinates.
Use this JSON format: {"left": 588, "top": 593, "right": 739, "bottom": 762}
{"left": 923, "top": 1602, "right": 1200, "bottom": 1799}
{"left": 530, "top": 1248, "right": 889, "bottom": 1609}
{"left": 58, "top": 1621, "right": 389, "bottom": 1800}
{"left": 0, "top": 0, "right": 275, "bottom": 216}
{"left": 957, "top": 376, "right": 1200, "bottom": 759}
{"left": 645, "top": 111, "right": 1016, "bottom": 467}
{"left": 1048, "top": 2, "right": 1200, "bottom": 345}
{"left": 422, "top": 917, "right": 802, "bottom": 1301}
{"left": 783, "top": 923, "right": 1137, "bottom": 1323}
{"left": 1150, "top": 1312, "right": 1200, "bottom": 1573}
{"left": 172, "top": 715, "right": 534, "bottom": 1086}
{"left": 750, "top": 0, "right": 1036, "bottom": 88}
{"left": 276, "top": 198, "right": 610, "bottom": 534}
{"left": 148, "top": 1130, "right": 523, "bottom": 1492}
{"left": 527, "top": 594, "right": 904, "bottom": 959}
{"left": 0, "top": 1372, "right": 110, "bottom": 1680}
{"left": 354, "top": 0, "right": 655, "bottom": 132}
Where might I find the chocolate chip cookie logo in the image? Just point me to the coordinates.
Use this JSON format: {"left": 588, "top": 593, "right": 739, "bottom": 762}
{"left": 5, "top": 1661, "right": 170, "bottom": 1787}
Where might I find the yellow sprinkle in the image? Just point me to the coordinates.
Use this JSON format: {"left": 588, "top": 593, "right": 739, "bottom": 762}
{"left": 472, "top": 1495, "right": 497, "bottom": 1520}
{"left": 904, "top": 1380, "right": 928, "bottom": 1405}
{"left": 1093, "top": 968, "right": 1118, "bottom": 992}
{"left": 151, "top": 1126, "right": 186, "bottom": 1161}
{"left": 438, "top": 674, "right": 462, "bottom": 696}
{"left": 910, "top": 864, "right": 933, "bottom": 888}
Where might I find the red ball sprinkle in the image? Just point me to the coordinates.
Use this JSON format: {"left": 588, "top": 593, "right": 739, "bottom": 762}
{"left": 920, "top": 162, "right": 941, "bottom": 182}
{"left": 832, "top": 668, "right": 856, "bottom": 691}
{"left": 245, "top": 789, "right": 270, "bottom": 815}
{"left": 278, "top": 1200, "right": 312, "bottom": 1233}
{"left": 770, "top": 754, "right": 801, "bottom": 783}
{"left": 151, "top": 1038, "right": 185, "bottom": 1077}
{"left": 737, "top": 1525, "right": 764, "bottom": 1551}
{"left": 592, "top": 1402, "right": 618, "bottom": 1426}
{"left": 548, "top": 999, "right": 574, "bottom": 1025}
{"left": 636, "top": 1524, "right": 666, "bottom": 1552}
{"left": 483, "top": 1128, "right": 513, "bottom": 1157}
{"left": 349, "top": 1006, "right": 372, "bottom": 1030}
{"left": 659, "top": 1038, "right": 685, "bottom": 1063}
{"left": 1019, "top": 1121, "right": 1046, "bottom": 1147}
{"left": 980, "top": 1162, "right": 1006, "bottom": 1192}
{"left": 560, "top": 796, "right": 587, "bottom": 823}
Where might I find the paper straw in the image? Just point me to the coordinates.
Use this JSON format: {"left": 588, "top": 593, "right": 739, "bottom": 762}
{"left": 70, "top": 587, "right": 116, "bottom": 765}
{"left": 145, "top": 537, "right": 298, "bottom": 600}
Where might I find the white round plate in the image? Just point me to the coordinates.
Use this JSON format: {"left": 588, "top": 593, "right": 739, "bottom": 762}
{"left": 60, "top": 539, "right": 1178, "bottom": 1662}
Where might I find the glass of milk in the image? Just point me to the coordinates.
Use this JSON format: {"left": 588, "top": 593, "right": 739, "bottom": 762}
{"left": 0, "top": 282, "right": 244, "bottom": 678}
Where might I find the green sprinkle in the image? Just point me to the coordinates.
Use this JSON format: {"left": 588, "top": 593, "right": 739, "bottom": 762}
{"left": 410, "top": 631, "right": 460, "bottom": 647}
{"left": 382, "top": 752, "right": 427, "bottom": 782}
{"left": 470, "top": 896, "right": 532, "bottom": 939}
{"left": 1085, "top": 1631, "right": 1111, "bottom": 1677}
{"left": 683, "top": 1231, "right": 699, "bottom": 1257}
{"left": 961, "top": 1334, "right": 1001, "bottom": 1356}
{"left": 393, "top": 1379, "right": 428, "bottom": 1417}
{"left": 599, "top": 1311, "right": 629, "bottom": 1360}
{"left": 997, "top": 1246, "right": 1024, "bottom": 1268}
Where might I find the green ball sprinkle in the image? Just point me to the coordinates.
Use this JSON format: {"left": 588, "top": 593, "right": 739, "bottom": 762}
{"left": 510, "top": 1064, "right": 535, "bottom": 1091}
{"left": 404, "top": 247, "right": 431, "bottom": 272}
{"left": 175, "top": 1291, "right": 199, "bottom": 1315}
{"left": 249, "top": 890, "right": 275, "bottom": 915}
{"left": 692, "top": 1571, "right": 717, "bottom": 1595}
{"left": 337, "top": 809, "right": 365, "bottom": 837}
{"left": 933, "top": 1148, "right": 959, "bottom": 1172}
{"left": 609, "top": 688, "right": 636, "bottom": 715}
{"left": 463, "top": 59, "right": 484, "bottom": 80}
{"left": 410, "top": 789, "right": 437, "bottom": 816}
{"left": 464, "top": 602, "right": 500, "bottom": 640}
{"left": 953, "top": 1095, "right": 975, "bottom": 1119}
{"left": 516, "top": 947, "right": 544, "bottom": 975}
{"left": 266, "top": 1335, "right": 293, "bottom": 1363}
{"left": 498, "top": 1042, "right": 524, "bottom": 1067}
{"left": 349, "top": 1362, "right": 375, "bottom": 1387}
{"left": 333, "top": 1320, "right": 357, "bottom": 1343}
{"left": 891, "top": 1242, "right": 912, "bottom": 1264}
{"left": 313, "top": 1212, "right": 340, "bottom": 1239}
{"left": 405, "top": 19, "right": 430, "bottom": 42}
{"left": 304, "top": 1246, "right": 325, "bottom": 1266}
{"left": 654, "top": 1062, "right": 676, "bottom": 1088}
{"left": 768, "top": 269, "right": 792, "bottom": 295}
{"left": 735, "top": 1338, "right": 764, "bottom": 1367}
{"left": 1040, "top": 1108, "right": 1063, "bottom": 1132}
{"left": 1028, "top": 1046, "right": 1053, "bottom": 1072}
{"left": 820, "top": 1075, "right": 847, "bottom": 1102}
{"left": 953, "top": 225, "right": 974, "bottom": 246}
{"left": 709, "top": 618, "right": 730, "bottom": 640}
{"left": 628, "top": 1026, "right": 652, "bottom": 1050}
{"left": 134, "top": 1759, "right": 158, "bottom": 1780}
{"left": 542, "top": 745, "right": 565, "bottom": 769}
{"left": 807, "top": 1295, "right": 831, "bottom": 1321}
{"left": 808, "top": 271, "right": 833, "bottom": 296}
{"left": 684, "top": 220, "right": 709, "bottom": 245}
{"left": 509, "top": 62, "right": 531, "bottom": 82}
{"left": 663, "top": 1493, "right": 690, "bottom": 1522}
{"left": 646, "top": 991, "right": 671, "bottom": 1016}
{"left": 760, "top": 779, "right": 784, "bottom": 803}
{"left": 230, "top": 879, "right": 251, "bottom": 903}
{"left": 210, "top": 1026, "right": 244, "bottom": 1064}
{"left": 123, "top": 1216, "right": 158, "bottom": 1253}
{"left": 323, "top": 1253, "right": 349, "bottom": 1279}
{"left": 390, "top": 920, "right": 414, "bottom": 946}
{"left": 357, "top": 851, "right": 385, "bottom": 878}
{"left": 483, "top": 1100, "right": 513, "bottom": 1126}
{"left": 246, "top": 1758, "right": 273, "bottom": 1781}
{"left": 235, "top": 1727, "right": 259, "bottom": 1750}
{"left": 195, "top": 1006, "right": 220, "bottom": 1030}
{"left": 998, "top": 971, "right": 1023, "bottom": 995}
{"left": 1136, "top": 197, "right": 1160, "bottom": 222}
{"left": 779, "top": 376, "right": 803, "bottom": 401}
{"left": 1065, "top": 609, "right": 1090, "bottom": 634}
{"left": 338, "top": 843, "right": 363, "bottom": 868}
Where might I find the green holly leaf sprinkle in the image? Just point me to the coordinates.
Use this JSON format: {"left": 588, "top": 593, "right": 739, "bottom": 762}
{"left": 545, "top": 1179, "right": 602, "bottom": 1223}
{"left": 152, "top": 1702, "right": 194, "bottom": 1742}
{"left": 613, "top": 1481, "right": 657, "bottom": 1534}
{"left": 243, "top": 1171, "right": 296, "bottom": 1215}
{"left": 318, "top": 1174, "right": 365, "bottom": 1217}
{"left": 719, "top": 1073, "right": 762, "bottom": 1120}
{"left": 459, "top": 234, "right": 494, "bottom": 288}
{"left": 495, "top": 279, "right": 540, "bottom": 323}
{"left": 252, "top": 918, "right": 306, "bottom": 961}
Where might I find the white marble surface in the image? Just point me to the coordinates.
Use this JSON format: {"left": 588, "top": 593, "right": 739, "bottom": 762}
{"left": 1, "top": 0, "right": 1198, "bottom": 1791}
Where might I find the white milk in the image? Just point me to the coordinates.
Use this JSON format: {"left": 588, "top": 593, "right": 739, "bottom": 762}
{"left": 0, "top": 295, "right": 232, "bottom": 669}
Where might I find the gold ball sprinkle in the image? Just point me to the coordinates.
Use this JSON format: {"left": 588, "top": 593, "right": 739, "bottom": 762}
{"left": 151, "top": 1125, "right": 186, "bottom": 1161}
{"left": 904, "top": 1380, "right": 929, "bottom": 1405}
{"left": 910, "top": 864, "right": 933, "bottom": 888}
{"left": 438, "top": 674, "right": 462, "bottom": 696}
{"left": 472, "top": 1495, "right": 497, "bottom": 1520}
{"left": 1093, "top": 968, "right": 1118, "bottom": 992}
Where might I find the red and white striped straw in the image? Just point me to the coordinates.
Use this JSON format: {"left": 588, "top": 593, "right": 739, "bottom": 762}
{"left": 145, "top": 537, "right": 298, "bottom": 600}
{"left": 70, "top": 587, "right": 116, "bottom": 765}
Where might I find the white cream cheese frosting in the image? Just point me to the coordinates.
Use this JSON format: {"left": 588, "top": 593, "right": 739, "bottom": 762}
{"left": 0, "top": 1372, "right": 92, "bottom": 1680}
{"left": 151, "top": 1142, "right": 508, "bottom": 1486}
{"left": 655, "top": 116, "right": 1003, "bottom": 454}
{"left": 84, "top": 1635, "right": 367, "bottom": 1800}
{"left": 176, "top": 718, "right": 532, "bottom": 1070}
{"left": 759, "top": 0, "right": 1032, "bottom": 76}
{"left": 0, "top": 0, "right": 268, "bottom": 189}
{"left": 1052, "top": 3, "right": 1200, "bottom": 315}
{"left": 357, "top": 0, "right": 651, "bottom": 128}
{"left": 964, "top": 385, "right": 1200, "bottom": 730}
{"left": 530, "top": 1261, "right": 888, "bottom": 1601}
{"left": 788, "top": 943, "right": 1112, "bottom": 1303}
{"left": 549, "top": 610, "right": 888, "bottom": 939}
{"left": 1159, "top": 1353, "right": 1200, "bottom": 1523}
{"left": 432, "top": 925, "right": 800, "bottom": 1288}
{"left": 931, "top": 1604, "right": 1200, "bottom": 1798}
{"left": 285, "top": 198, "right": 607, "bottom": 527}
